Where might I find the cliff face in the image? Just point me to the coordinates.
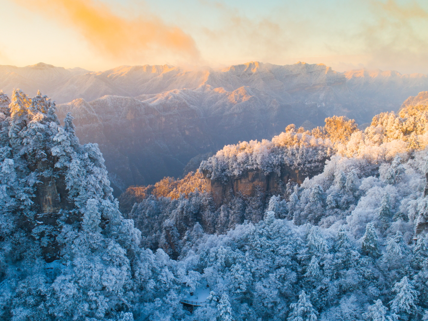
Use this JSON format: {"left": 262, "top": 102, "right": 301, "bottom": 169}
{"left": 126, "top": 163, "right": 325, "bottom": 259}
{"left": 205, "top": 164, "right": 307, "bottom": 207}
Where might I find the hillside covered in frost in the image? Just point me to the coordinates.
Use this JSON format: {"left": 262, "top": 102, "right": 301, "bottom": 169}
{"left": 0, "top": 90, "right": 428, "bottom": 320}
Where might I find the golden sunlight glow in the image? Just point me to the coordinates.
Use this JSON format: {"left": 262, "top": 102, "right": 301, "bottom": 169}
{"left": 12, "top": 0, "right": 199, "bottom": 62}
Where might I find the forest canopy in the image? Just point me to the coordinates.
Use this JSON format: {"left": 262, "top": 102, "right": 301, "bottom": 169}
{"left": 0, "top": 90, "right": 428, "bottom": 320}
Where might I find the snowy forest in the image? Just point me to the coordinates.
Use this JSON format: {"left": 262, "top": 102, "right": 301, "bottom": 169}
{"left": 1, "top": 89, "right": 428, "bottom": 320}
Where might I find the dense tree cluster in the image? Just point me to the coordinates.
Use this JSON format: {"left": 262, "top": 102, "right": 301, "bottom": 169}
{"left": 200, "top": 104, "right": 428, "bottom": 183}
{"left": 128, "top": 98, "right": 428, "bottom": 320}
{"left": 129, "top": 104, "right": 428, "bottom": 262}
{"left": 1, "top": 90, "right": 428, "bottom": 320}
{"left": 199, "top": 126, "right": 333, "bottom": 182}
{"left": 0, "top": 91, "right": 150, "bottom": 320}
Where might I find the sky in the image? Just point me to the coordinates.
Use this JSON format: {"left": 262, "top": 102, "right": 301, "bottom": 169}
{"left": 1, "top": 0, "right": 428, "bottom": 73}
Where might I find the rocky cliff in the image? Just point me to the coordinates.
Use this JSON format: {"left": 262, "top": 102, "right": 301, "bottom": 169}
{"left": 205, "top": 165, "right": 306, "bottom": 207}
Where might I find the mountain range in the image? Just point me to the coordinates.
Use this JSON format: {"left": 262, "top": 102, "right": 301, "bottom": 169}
{"left": 1, "top": 61, "right": 427, "bottom": 120}
{"left": 2, "top": 61, "right": 428, "bottom": 193}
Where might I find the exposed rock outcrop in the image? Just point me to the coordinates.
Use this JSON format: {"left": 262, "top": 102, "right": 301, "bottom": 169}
{"left": 205, "top": 165, "right": 308, "bottom": 207}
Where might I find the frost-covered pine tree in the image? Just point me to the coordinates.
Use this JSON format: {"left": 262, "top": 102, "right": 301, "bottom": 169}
{"left": 412, "top": 236, "right": 428, "bottom": 270}
{"left": 218, "top": 293, "right": 233, "bottom": 321}
{"left": 288, "top": 291, "right": 318, "bottom": 321}
{"left": 307, "top": 226, "right": 328, "bottom": 255}
{"left": 264, "top": 210, "right": 276, "bottom": 225}
{"left": 383, "top": 156, "right": 404, "bottom": 185}
{"left": 362, "top": 223, "right": 380, "bottom": 258}
{"left": 304, "top": 256, "right": 322, "bottom": 283}
{"left": 382, "top": 231, "right": 409, "bottom": 276}
{"left": 363, "top": 300, "right": 391, "bottom": 321}
{"left": 390, "top": 276, "right": 419, "bottom": 319}
{"left": 378, "top": 193, "right": 392, "bottom": 233}
{"left": 267, "top": 195, "right": 288, "bottom": 219}
{"left": 333, "top": 227, "right": 358, "bottom": 271}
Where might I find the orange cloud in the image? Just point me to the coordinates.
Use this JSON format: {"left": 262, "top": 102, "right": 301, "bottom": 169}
{"left": 12, "top": 0, "right": 199, "bottom": 63}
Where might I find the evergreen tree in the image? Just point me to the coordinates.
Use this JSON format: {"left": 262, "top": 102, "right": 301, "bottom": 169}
{"left": 267, "top": 195, "right": 288, "bottom": 219}
{"left": 390, "top": 277, "right": 419, "bottom": 319}
{"left": 307, "top": 227, "right": 328, "bottom": 255}
{"left": 362, "top": 223, "right": 380, "bottom": 258}
{"left": 363, "top": 300, "right": 391, "bottom": 321}
{"left": 412, "top": 236, "right": 428, "bottom": 270}
{"left": 345, "top": 170, "right": 359, "bottom": 195}
{"left": 264, "top": 210, "right": 276, "bottom": 225}
{"left": 383, "top": 156, "right": 403, "bottom": 185}
{"left": 218, "top": 293, "right": 233, "bottom": 321}
{"left": 334, "top": 228, "right": 359, "bottom": 271}
{"left": 416, "top": 197, "right": 428, "bottom": 235}
{"left": 334, "top": 171, "right": 346, "bottom": 190}
{"left": 290, "top": 185, "right": 301, "bottom": 223}
{"left": 304, "top": 256, "right": 322, "bottom": 282}
{"left": 304, "top": 185, "right": 325, "bottom": 224}
{"left": 288, "top": 291, "right": 318, "bottom": 321}
{"left": 382, "top": 231, "right": 409, "bottom": 275}
{"left": 378, "top": 193, "right": 392, "bottom": 233}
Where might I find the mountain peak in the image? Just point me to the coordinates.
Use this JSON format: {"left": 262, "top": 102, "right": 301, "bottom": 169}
{"left": 344, "top": 68, "right": 405, "bottom": 79}
{"left": 27, "top": 62, "right": 56, "bottom": 69}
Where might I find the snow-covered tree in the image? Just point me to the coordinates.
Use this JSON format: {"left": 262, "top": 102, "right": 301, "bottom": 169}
{"left": 362, "top": 223, "right": 380, "bottom": 258}
{"left": 390, "top": 276, "right": 419, "bottom": 319}
{"left": 288, "top": 291, "right": 318, "bottom": 321}
{"left": 363, "top": 300, "right": 391, "bottom": 321}
{"left": 218, "top": 293, "right": 233, "bottom": 321}
{"left": 378, "top": 193, "right": 392, "bottom": 233}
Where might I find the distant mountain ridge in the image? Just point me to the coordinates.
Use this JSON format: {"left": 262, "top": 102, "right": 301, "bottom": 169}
{"left": 1, "top": 61, "right": 428, "bottom": 120}
{"left": 2, "top": 61, "right": 428, "bottom": 193}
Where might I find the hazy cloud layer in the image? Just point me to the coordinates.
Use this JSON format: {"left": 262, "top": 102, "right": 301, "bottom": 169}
{"left": 195, "top": 1, "right": 314, "bottom": 66}
{"left": 7, "top": 0, "right": 428, "bottom": 73}
{"left": 361, "top": 0, "right": 428, "bottom": 73}
{"left": 196, "top": 0, "right": 428, "bottom": 73}
{"left": 194, "top": 1, "right": 365, "bottom": 70}
{"left": 12, "top": 0, "right": 200, "bottom": 64}
{"left": 0, "top": 45, "right": 12, "bottom": 64}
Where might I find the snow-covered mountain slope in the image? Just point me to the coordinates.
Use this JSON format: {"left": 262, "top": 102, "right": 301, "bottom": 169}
{"left": 0, "top": 63, "right": 88, "bottom": 101}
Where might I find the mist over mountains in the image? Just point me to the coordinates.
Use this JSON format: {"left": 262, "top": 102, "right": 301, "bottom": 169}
{"left": 2, "top": 61, "right": 428, "bottom": 193}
